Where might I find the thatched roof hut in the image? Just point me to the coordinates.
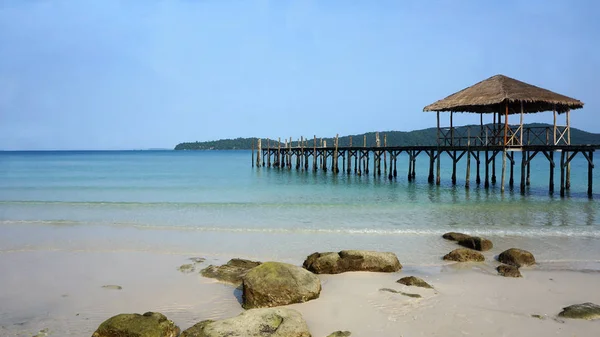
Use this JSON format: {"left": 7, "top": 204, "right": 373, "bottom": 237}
{"left": 423, "top": 74, "right": 584, "bottom": 114}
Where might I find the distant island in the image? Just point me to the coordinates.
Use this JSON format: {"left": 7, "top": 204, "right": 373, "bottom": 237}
{"left": 174, "top": 123, "right": 600, "bottom": 150}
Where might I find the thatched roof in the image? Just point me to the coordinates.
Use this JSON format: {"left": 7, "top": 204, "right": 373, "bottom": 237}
{"left": 423, "top": 74, "right": 584, "bottom": 114}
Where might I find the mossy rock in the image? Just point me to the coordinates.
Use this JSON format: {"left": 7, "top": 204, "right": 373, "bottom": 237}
{"left": 92, "top": 312, "right": 180, "bottom": 337}
{"left": 200, "top": 258, "right": 261, "bottom": 285}
{"left": 396, "top": 276, "right": 433, "bottom": 289}
{"left": 178, "top": 264, "right": 196, "bottom": 273}
{"left": 558, "top": 303, "right": 600, "bottom": 320}
{"left": 189, "top": 257, "right": 206, "bottom": 264}
{"left": 498, "top": 248, "right": 535, "bottom": 267}
{"left": 327, "top": 331, "right": 351, "bottom": 337}
{"left": 442, "top": 232, "right": 472, "bottom": 242}
{"left": 180, "top": 308, "right": 311, "bottom": 337}
{"left": 496, "top": 264, "right": 522, "bottom": 278}
{"left": 303, "top": 250, "right": 401, "bottom": 274}
{"left": 242, "top": 262, "right": 321, "bottom": 309}
{"left": 457, "top": 236, "right": 493, "bottom": 251}
{"left": 443, "top": 248, "right": 485, "bottom": 262}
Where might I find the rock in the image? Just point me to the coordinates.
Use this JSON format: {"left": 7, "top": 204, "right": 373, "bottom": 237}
{"left": 327, "top": 331, "right": 351, "bottom": 337}
{"left": 442, "top": 232, "right": 472, "bottom": 242}
{"left": 200, "top": 258, "right": 261, "bottom": 285}
{"left": 92, "top": 312, "right": 180, "bottom": 337}
{"left": 379, "top": 288, "right": 422, "bottom": 298}
{"left": 558, "top": 303, "right": 600, "bottom": 320}
{"left": 443, "top": 248, "right": 485, "bottom": 262}
{"left": 457, "top": 236, "right": 493, "bottom": 251}
{"left": 496, "top": 264, "right": 522, "bottom": 278}
{"left": 32, "top": 328, "right": 49, "bottom": 337}
{"left": 178, "top": 264, "right": 196, "bottom": 273}
{"left": 242, "top": 262, "right": 321, "bottom": 309}
{"left": 189, "top": 257, "right": 205, "bottom": 264}
{"left": 102, "top": 285, "right": 122, "bottom": 290}
{"left": 531, "top": 314, "right": 546, "bottom": 320}
{"left": 180, "top": 308, "right": 311, "bottom": 337}
{"left": 396, "top": 276, "right": 433, "bottom": 289}
{"left": 498, "top": 248, "right": 536, "bottom": 267}
{"left": 303, "top": 250, "right": 401, "bottom": 274}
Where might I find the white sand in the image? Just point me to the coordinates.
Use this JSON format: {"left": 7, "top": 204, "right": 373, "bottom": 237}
{"left": 1, "top": 250, "right": 599, "bottom": 337}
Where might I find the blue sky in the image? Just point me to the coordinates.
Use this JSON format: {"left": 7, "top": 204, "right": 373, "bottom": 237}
{"left": 0, "top": 0, "right": 598, "bottom": 150}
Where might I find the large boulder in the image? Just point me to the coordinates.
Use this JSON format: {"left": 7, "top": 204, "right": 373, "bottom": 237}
{"left": 558, "top": 303, "right": 600, "bottom": 320}
{"left": 496, "top": 264, "right": 522, "bottom": 278}
{"left": 396, "top": 276, "right": 433, "bottom": 289}
{"left": 442, "top": 232, "right": 472, "bottom": 242}
{"left": 92, "top": 312, "right": 180, "bottom": 337}
{"left": 443, "top": 248, "right": 485, "bottom": 262}
{"left": 497, "top": 248, "right": 535, "bottom": 267}
{"left": 180, "top": 308, "right": 311, "bottom": 337}
{"left": 200, "top": 258, "right": 261, "bottom": 285}
{"left": 242, "top": 262, "right": 321, "bottom": 309}
{"left": 303, "top": 250, "right": 401, "bottom": 274}
{"left": 457, "top": 236, "right": 493, "bottom": 251}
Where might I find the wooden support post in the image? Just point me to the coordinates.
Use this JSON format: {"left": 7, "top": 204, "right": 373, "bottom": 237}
{"left": 466, "top": 151, "right": 471, "bottom": 189}
{"left": 526, "top": 151, "right": 531, "bottom": 186}
{"left": 384, "top": 134, "right": 387, "bottom": 175}
{"left": 319, "top": 138, "right": 323, "bottom": 169}
{"left": 376, "top": 132, "right": 381, "bottom": 176}
{"left": 485, "top": 150, "right": 490, "bottom": 189}
{"left": 501, "top": 149, "right": 507, "bottom": 193}
{"left": 427, "top": 151, "right": 434, "bottom": 183}
{"left": 389, "top": 151, "right": 394, "bottom": 180}
{"left": 509, "top": 151, "right": 514, "bottom": 189}
{"left": 364, "top": 135, "right": 369, "bottom": 175}
{"left": 412, "top": 153, "right": 416, "bottom": 180}
{"left": 588, "top": 151, "right": 594, "bottom": 198}
{"left": 549, "top": 150, "right": 555, "bottom": 194}
{"left": 451, "top": 151, "right": 457, "bottom": 185}
{"left": 252, "top": 139, "right": 255, "bottom": 167}
{"left": 436, "top": 150, "right": 440, "bottom": 185}
{"left": 393, "top": 152, "right": 397, "bottom": 178}
{"left": 323, "top": 140, "right": 327, "bottom": 171}
{"left": 560, "top": 150, "right": 566, "bottom": 197}
{"left": 313, "top": 136, "right": 317, "bottom": 172}
{"left": 267, "top": 138, "right": 271, "bottom": 167}
{"left": 491, "top": 152, "right": 496, "bottom": 185}
{"left": 347, "top": 136, "right": 352, "bottom": 174}
{"left": 277, "top": 137, "right": 281, "bottom": 168}
{"left": 296, "top": 138, "right": 300, "bottom": 170}
{"left": 288, "top": 137, "right": 292, "bottom": 170}
{"left": 408, "top": 151, "right": 412, "bottom": 182}
{"left": 334, "top": 134, "right": 339, "bottom": 174}
{"left": 304, "top": 139, "right": 309, "bottom": 171}
{"left": 520, "top": 150, "right": 526, "bottom": 194}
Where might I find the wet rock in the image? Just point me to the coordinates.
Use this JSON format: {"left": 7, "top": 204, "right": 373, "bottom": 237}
{"left": 178, "top": 264, "right": 195, "bottom": 273}
{"left": 531, "top": 314, "right": 546, "bottom": 320}
{"left": 558, "top": 303, "right": 600, "bottom": 320}
{"left": 92, "top": 312, "right": 180, "bottom": 337}
{"left": 242, "top": 262, "right": 321, "bottom": 309}
{"left": 102, "top": 285, "right": 122, "bottom": 290}
{"left": 200, "top": 258, "right": 261, "bottom": 285}
{"left": 379, "top": 288, "right": 422, "bottom": 298}
{"left": 457, "top": 236, "right": 493, "bottom": 251}
{"left": 180, "top": 308, "right": 311, "bottom": 337}
{"left": 498, "top": 248, "right": 536, "bottom": 267}
{"left": 396, "top": 276, "right": 433, "bottom": 289}
{"left": 189, "top": 257, "right": 205, "bottom": 264}
{"left": 497, "top": 264, "right": 522, "bottom": 278}
{"left": 443, "top": 248, "right": 485, "bottom": 262}
{"left": 303, "top": 250, "right": 401, "bottom": 274}
{"left": 327, "top": 331, "right": 351, "bottom": 337}
{"left": 442, "top": 232, "right": 472, "bottom": 242}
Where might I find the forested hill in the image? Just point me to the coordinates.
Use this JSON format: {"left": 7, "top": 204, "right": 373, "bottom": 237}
{"left": 174, "top": 123, "right": 600, "bottom": 150}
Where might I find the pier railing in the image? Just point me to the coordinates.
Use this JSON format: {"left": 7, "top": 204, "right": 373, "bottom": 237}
{"left": 438, "top": 126, "right": 570, "bottom": 147}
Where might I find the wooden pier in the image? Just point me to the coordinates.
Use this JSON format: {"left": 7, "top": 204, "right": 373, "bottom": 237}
{"left": 251, "top": 75, "right": 597, "bottom": 198}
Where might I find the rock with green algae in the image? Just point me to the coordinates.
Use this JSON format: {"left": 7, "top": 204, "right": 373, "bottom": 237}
{"left": 326, "top": 331, "right": 351, "bottom": 337}
{"left": 200, "top": 258, "right": 261, "bottom": 285}
{"left": 303, "top": 250, "right": 401, "bottom": 274}
{"left": 396, "top": 276, "right": 433, "bottom": 289}
{"left": 558, "top": 303, "right": 600, "bottom": 320}
{"left": 442, "top": 232, "right": 472, "bottom": 242}
{"left": 443, "top": 248, "right": 485, "bottom": 262}
{"left": 457, "top": 236, "right": 493, "bottom": 251}
{"left": 92, "top": 312, "right": 180, "bottom": 337}
{"left": 379, "top": 288, "right": 422, "bottom": 298}
{"left": 242, "top": 262, "right": 321, "bottom": 309}
{"left": 498, "top": 248, "right": 536, "bottom": 268}
{"left": 178, "top": 264, "right": 196, "bottom": 273}
{"left": 496, "top": 264, "right": 522, "bottom": 278}
{"left": 180, "top": 308, "right": 311, "bottom": 337}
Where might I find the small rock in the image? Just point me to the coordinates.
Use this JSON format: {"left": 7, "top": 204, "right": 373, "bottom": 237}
{"left": 497, "top": 264, "right": 522, "bottom": 278}
{"left": 498, "top": 248, "right": 536, "bottom": 267}
{"left": 457, "top": 236, "right": 493, "bottom": 251}
{"left": 531, "top": 314, "right": 546, "bottom": 320}
{"left": 379, "top": 288, "right": 422, "bottom": 298}
{"left": 102, "top": 285, "right": 122, "bottom": 290}
{"left": 442, "top": 232, "right": 472, "bottom": 242}
{"left": 327, "top": 331, "right": 352, "bottom": 337}
{"left": 242, "top": 262, "right": 321, "bottom": 309}
{"left": 396, "top": 276, "right": 433, "bottom": 289}
{"left": 443, "top": 248, "right": 485, "bottom": 262}
{"left": 180, "top": 308, "right": 311, "bottom": 337}
{"left": 200, "top": 258, "right": 262, "bottom": 285}
{"left": 558, "top": 303, "right": 600, "bottom": 320}
{"left": 92, "top": 312, "right": 180, "bottom": 337}
{"left": 303, "top": 250, "right": 402, "bottom": 274}
{"left": 178, "top": 264, "right": 195, "bottom": 273}
{"left": 189, "top": 257, "right": 205, "bottom": 264}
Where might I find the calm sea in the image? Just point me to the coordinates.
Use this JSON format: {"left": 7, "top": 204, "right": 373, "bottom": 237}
{"left": 1, "top": 150, "right": 599, "bottom": 267}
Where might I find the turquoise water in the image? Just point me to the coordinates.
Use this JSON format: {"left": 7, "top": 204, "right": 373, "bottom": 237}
{"left": 1, "top": 150, "right": 599, "bottom": 266}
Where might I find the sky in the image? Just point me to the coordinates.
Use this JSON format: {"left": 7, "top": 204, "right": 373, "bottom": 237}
{"left": 0, "top": 0, "right": 599, "bottom": 150}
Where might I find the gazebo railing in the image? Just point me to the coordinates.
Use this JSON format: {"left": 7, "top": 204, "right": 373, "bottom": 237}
{"left": 438, "top": 126, "right": 570, "bottom": 146}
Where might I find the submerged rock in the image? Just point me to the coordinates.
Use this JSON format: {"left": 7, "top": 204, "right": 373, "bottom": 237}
{"left": 379, "top": 288, "right": 422, "bottom": 298}
{"left": 558, "top": 303, "right": 600, "bottom": 320}
{"left": 101, "top": 285, "right": 122, "bottom": 290}
{"left": 200, "top": 258, "right": 261, "bottom": 285}
{"left": 396, "top": 276, "right": 433, "bottom": 289}
{"left": 92, "top": 312, "right": 180, "bottom": 337}
{"left": 498, "top": 248, "right": 536, "bottom": 267}
{"left": 327, "top": 331, "right": 352, "bottom": 337}
{"left": 180, "top": 308, "right": 311, "bottom": 337}
{"left": 178, "top": 264, "right": 195, "bottom": 273}
{"left": 443, "top": 248, "right": 485, "bottom": 262}
{"left": 303, "top": 250, "right": 401, "bottom": 274}
{"left": 442, "top": 232, "right": 472, "bottom": 242}
{"left": 496, "top": 264, "right": 522, "bottom": 278}
{"left": 189, "top": 257, "right": 205, "bottom": 264}
{"left": 242, "top": 262, "right": 321, "bottom": 309}
{"left": 457, "top": 236, "right": 493, "bottom": 251}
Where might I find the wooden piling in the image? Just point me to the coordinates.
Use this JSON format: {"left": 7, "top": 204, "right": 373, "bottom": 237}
{"left": 257, "top": 138, "right": 262, "bottom": 167}
{"left": 389, "top": 151, "right": 394, "bottom": 180}
{"left": 466, "top": 151, "right": 471, "bottom": 188}
{"left": 313, "top": 136, "right": 317, "bottom": 171}
{"left": 520, "top": 150, "right": 526, "bottom": 194}
{"left": 509, "top": 151, "right": 514, "bottom": 189}
{"left": 334, "top": 134, "right": 339, "bottom": 173}
{"left": 484, "top": 150, "right": 490, "bottom": 189}
{"left": 560, "top": 150, "right": 566, "bottom": 197}
{"left": 476, "top": 152, "right": 481, "bottom": 185}
{"left": 451, "top": 151, "right": 457, "bottom": 185}
{"left": 408, "top": 151, "right": 413, "bottom": 182}
{"left": 384, "top": 135, "right": 387, "bottom": 175}
{"left": 549, "top": 150, "right": 554, "bottom": 194}
{"left": 376, "top": 132, "right": 381, "bottom": 176}
{"left": 323, "top": 140, "right": 327, "bottom": 171}
{"left": 347, "top": 136, "right": 352, "bottom": 174}
{"left": 428, "top": 151, "right": 434, "bottom": 183}
{"left": 526, "top": 151, "right": 531, "bottom": 186}
{"left": 588, "top": 151, "right": 594, "bottom": 198}
{"left": 501, "top": 149, "right": 506, "bottom": 193}
{"left": 252, "top": 139, "right": 255, "bottom": 167}
{"left": 393, "top": 152, "right": 398, "bottom": 178}
{"left": 436, "top": 150, "right": 441, "bottom": 185}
